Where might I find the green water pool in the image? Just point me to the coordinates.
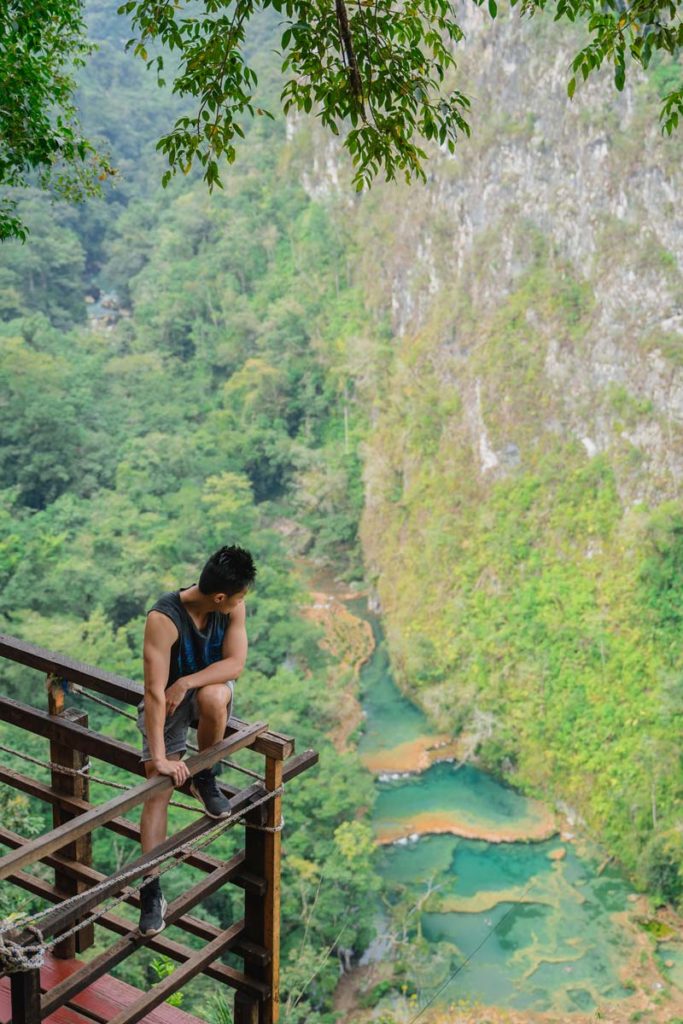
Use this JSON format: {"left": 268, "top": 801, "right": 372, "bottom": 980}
{"left": 381, "top": 833, "right": 635, "bottom": 1012}
{"left": 373, "top": 761, "right": 552, "bottom": 838}
{"left": 355, "top": 601, "right": 647, "bottom": 1014}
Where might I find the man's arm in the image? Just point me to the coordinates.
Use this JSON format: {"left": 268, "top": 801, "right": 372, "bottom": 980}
{"left": 143, "top": 611, "right": 190, "bottom": 785}
{"left": 164, "top": 601, "right": 248, "bottom": 715}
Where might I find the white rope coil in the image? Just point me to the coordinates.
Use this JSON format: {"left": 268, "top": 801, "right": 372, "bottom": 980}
{"left": 0, "top": 925, "right": 45, "bottom": 973}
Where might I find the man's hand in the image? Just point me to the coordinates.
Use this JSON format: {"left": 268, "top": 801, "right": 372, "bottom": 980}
{"left": 151, "top": 757, "right": 191, "bottom": 786}
{"left": 165, "top": 678, "right": 188, "bottom": 717}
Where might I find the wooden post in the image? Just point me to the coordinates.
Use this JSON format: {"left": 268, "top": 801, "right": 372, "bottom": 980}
{"left": 234, "top": 991, "right": 260, "bottom": 1024}
{"left": 264, "top": 756, "right": 282, "bottom": 1024}
{"left": 47, "top": 674, "right": 94, "bottom": 956}
{"left": 10, "top": 967, "right": 41, "bottom": 1024}
{"left": 239, "top": 755, "right": 283, "bottom": 1024}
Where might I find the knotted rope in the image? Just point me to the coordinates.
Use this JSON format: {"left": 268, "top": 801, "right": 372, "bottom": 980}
{"left": 0, "top": 925, "right": 45, "bottom": 973}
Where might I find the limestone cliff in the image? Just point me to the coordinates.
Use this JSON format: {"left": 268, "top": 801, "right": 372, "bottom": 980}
{"left": 292, "top": 5, "right": 683, "bottom": 889}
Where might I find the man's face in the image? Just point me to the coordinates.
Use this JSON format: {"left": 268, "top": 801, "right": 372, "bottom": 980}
{"left": 214, "top": 588, "right": 248, "bottom": 613}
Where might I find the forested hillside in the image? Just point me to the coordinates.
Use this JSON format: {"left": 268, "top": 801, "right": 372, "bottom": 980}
{"left": 0, "top": 5, "right": 377, "bottom": 1020}
{"left": 306, "top": 6, "right": 683, "bottom": 907}
{"left": 2, "top": 0, "right": 683, "bottom": 1019}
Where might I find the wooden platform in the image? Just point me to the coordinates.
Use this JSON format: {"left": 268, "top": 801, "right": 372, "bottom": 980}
{"left": 0, "top": 953, "right": 205, "bottom": 1024}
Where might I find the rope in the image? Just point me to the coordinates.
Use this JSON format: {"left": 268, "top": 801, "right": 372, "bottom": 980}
{"left": 0, "top": 742, "right": 277, "bottom": 819}
{"left": 0, "top": 925, "right": 45, "bottom": 974}
{"left": 243, "top": 816, "right": 285, "bottom": 833}
{"left": 0, "top": 742, "right": 200, "bottom": 813}
{"left": 0, "top": 784, "right": 285, "bottom": 971}
{"left": 0, "top": 744, "right": 90, "bottom": 778}
{"left": 73, "top": 687, "right": 137, "bottom": 722}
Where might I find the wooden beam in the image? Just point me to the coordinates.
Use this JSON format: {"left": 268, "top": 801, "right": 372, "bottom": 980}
{"left": 41, "top": 861, "right": 243, "bottom": 1015}
{"left": 0, "top": 826, "right": 263, "bottom": 951}
{"left": 0, "top": 722, "right": 267, "bottom": 881}
{"left": 0, "top": 763, "right": 263, "bottom": 886}
{"left": 6, "top": 869, "right": 270, "bottom": 1000}
{"left": 280, "top": 748, "right": 319, "bottom": 782}
{"left": 106, "top": 921, "right": 246, "bottom": 1024}
{"left": 47, "top": 696, "right": 94, "bottom": 957}
{"left": 0, "top": 634, "right": 294, "bottom": 758}
{"left": 0, "top": 746, "right": 317, "bottom": 870}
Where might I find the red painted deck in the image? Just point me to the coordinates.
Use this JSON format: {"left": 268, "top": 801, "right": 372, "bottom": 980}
{"left": 0, "top": 952, "right": 206, "bottom": 1024}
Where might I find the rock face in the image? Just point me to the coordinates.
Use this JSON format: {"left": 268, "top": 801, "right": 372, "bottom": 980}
{"left": 294, "top": 4, "right": 683, "bottom": 883}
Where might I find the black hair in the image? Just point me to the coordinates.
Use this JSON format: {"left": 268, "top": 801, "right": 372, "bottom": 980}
{"left": 198, "top": 545, "right": 256, "bottom": 596}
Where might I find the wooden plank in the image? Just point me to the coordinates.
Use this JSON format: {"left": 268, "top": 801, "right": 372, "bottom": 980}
{"left": 0, "top": 723, "right": 267, "bottom": 881}
{"left": 0, "top": 635, "right": 141, "bottom": 705}
{"left": 0, "top": 746, "right": 317, "bottom": 872}
{"left": 18, "top": 951, "right": 213, "bottom": 1024}
{"left": 0, "top": 748, "right": 317, "bottom": 815}
{"left": 6, "top": 871, "right": 269, "bottom": 1000}
{"left": 281, "top": 748, "right": 318, "bottom": 782}
{"left": 0, "top": 635, "right": 294, "bottom": 759}
{"left": 106, "top": 921, "right": 245, "bottom": 1024}
{"left": 0, "top": 697, "right": 152, "bottom": 776}
{"left": 48, "top": 698, "right": 94, "bottom": 957}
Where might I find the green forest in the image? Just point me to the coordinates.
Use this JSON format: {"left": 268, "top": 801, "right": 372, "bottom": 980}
{"left": 2, "top": 1, "right": 683, "bottom": 1022}
{"left": 0, "top": 4, "right": 380, "bottom": 1021}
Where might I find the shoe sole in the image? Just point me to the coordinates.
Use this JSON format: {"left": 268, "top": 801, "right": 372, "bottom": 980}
{"left": 139, "top": 896, "right": 167, "bottom": 937}
{"left": 190, "top": 782, "right": 232, "bottom": 820}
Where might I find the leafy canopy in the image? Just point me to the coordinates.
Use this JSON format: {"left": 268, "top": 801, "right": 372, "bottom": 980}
{"left": 0, "top": 1, "right": 114, "bottom": 241}
{"left": 2, "top": 0, "right": 682, "bottom": 239}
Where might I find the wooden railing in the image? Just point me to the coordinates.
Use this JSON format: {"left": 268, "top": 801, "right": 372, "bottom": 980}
{"left": 0, "top": 634, "right": 318, "bottom": 1024}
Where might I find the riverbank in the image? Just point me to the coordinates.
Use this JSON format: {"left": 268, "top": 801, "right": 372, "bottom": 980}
{"left": 374, "top": 805, "right": 558, "bottom": 846}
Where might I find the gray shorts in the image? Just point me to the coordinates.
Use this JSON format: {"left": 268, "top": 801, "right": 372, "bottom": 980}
{"left": 137, "top": 681, "right": 235, "bottom": 762}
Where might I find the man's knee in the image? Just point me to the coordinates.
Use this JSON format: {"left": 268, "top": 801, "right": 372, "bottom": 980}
{"left": 196, "top": 683, "right": 231, "bottom": 719}
{"left": 143, "top": 787, "right": 173, "bottom": 810}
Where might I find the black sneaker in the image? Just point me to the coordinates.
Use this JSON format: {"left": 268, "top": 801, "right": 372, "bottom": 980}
{"left": 139, "top": 878, "right": 167, "bottom": 937}
{"left": 190, "top": 768, "right": 233, "bottom": 819}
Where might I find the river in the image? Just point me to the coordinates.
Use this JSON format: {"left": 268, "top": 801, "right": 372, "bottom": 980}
{"left": 342, "top": 595, "right": 683, "bottom": 1023}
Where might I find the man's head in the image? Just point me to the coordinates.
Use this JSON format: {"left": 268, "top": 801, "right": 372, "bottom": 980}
{"left": 199, "top": 545, "right": 256, "bottom": 611}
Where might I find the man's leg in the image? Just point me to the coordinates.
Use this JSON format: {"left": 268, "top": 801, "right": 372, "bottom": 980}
{"left": 191, "top": 684, "right": 233, "bottom": 818}
{"left": 138, "top": 753, "right": 183, "bottom": 936}
{"left": 140, "top": 753, "right": 183, "bottom": 852}
{"left": 196, "top": 683, "right": 232, "bottom": 749}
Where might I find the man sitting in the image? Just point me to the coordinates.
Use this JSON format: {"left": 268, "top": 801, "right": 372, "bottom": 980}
{"left": 136, "top": 544, "right": 255, "bottom": 936}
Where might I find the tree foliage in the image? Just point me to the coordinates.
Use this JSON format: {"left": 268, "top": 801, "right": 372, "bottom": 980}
{"left": 0, "top": 1, "right": 114, "bottom": 240}
{"left": 2, "top": 0, "right": 682, "bottom": 238}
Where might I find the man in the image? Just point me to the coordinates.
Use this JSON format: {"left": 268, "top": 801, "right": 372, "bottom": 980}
{"left": 136, "top": 544, "right": 256, "bottom": 936}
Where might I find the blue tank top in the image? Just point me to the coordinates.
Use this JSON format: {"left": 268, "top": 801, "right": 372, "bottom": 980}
{"left": 149, "top": 588, "right": 229, "bottom": 689}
